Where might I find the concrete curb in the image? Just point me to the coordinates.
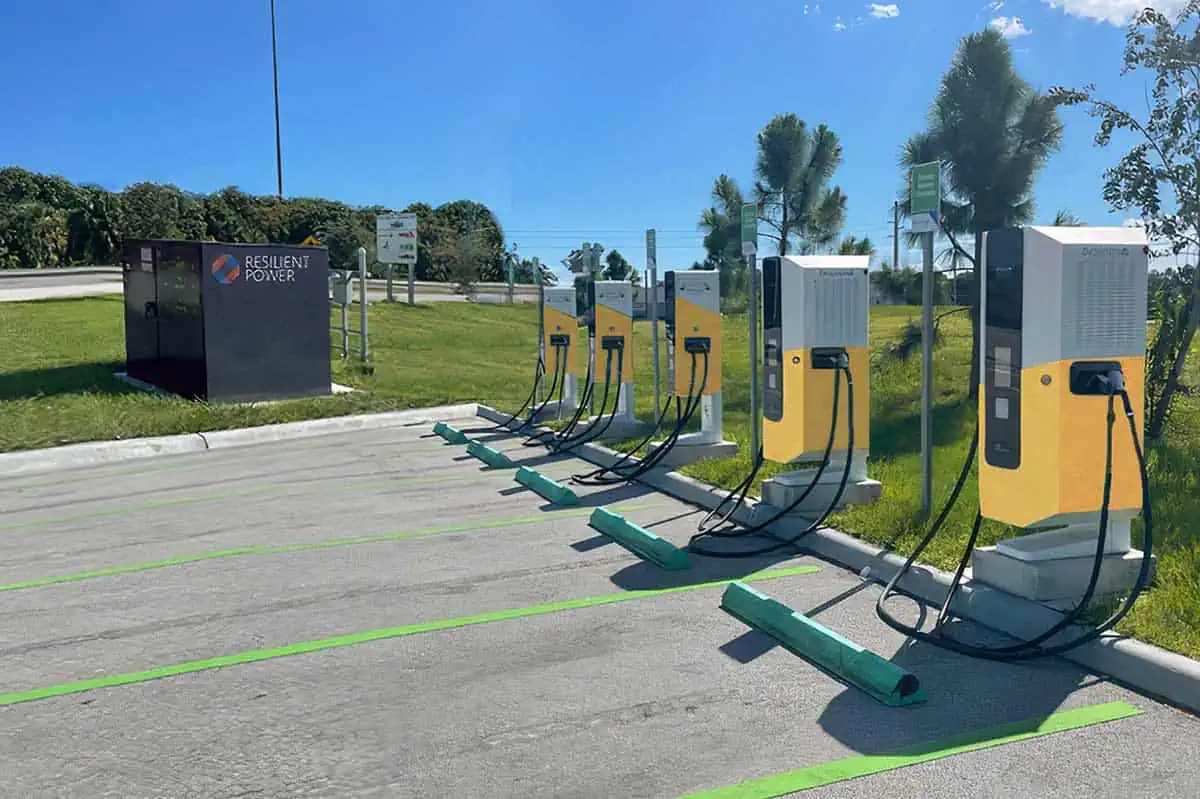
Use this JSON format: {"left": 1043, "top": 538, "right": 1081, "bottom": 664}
{"left": 0, "top": 403, "right": 481, "bottom": 477}
{"left": 476, "top": 403, "right": 1200, "bottom": 715}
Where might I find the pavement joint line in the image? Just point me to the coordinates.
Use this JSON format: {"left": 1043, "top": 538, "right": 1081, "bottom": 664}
{"left": 677, "top": 700, "right": 1143, "bottom": 798}
{"left": 0, "top": 499, "right": 665, "bottom": 594}
{"left": 0, "top": 563, "right": 822, "bottom": 709}
{"left": 0, "top": 426, "right": 470, "bottom": 485}
{"left": 0, "top": 462, "right": 581, "bottom": 533}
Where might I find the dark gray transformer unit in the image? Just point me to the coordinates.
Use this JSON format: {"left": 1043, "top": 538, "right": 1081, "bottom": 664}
{"left": 120, "top": 239, "right": 333, "bottom": 403}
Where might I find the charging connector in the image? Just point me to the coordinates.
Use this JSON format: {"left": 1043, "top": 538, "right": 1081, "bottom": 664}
{"left": 550, "top": 334, "right": 570, "bottom": 347}
{"left": 684, "top": 336, "right": 711, "bottom": 354}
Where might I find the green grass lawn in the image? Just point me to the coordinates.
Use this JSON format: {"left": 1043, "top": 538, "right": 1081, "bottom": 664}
{"left": 2, "top": 295, "right": 1198, "bottom": 658}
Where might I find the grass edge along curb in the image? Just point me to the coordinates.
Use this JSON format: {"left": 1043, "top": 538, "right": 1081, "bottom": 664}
{"left": 589, "top": 507, "right": 691, "bottom": 570}
{"left": 465, "top": 439, "right": 515, "bottom": 468}
{"left": 721, "top": 582, "right": 924, "bottom": 707}
{"left": 515, "top": 465, "right": 580, "bottom": 505}
{"left": 0, "top": 563, "right": 823, "bottom": 709}
{"left": 678, "top": 700, "right": 1142, "bottom": 798}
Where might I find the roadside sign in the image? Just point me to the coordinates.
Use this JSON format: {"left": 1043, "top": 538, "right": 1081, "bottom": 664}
{"left": 376, "top": 212, "right": 418, "bottom": 265}
{"left": 740, "top": 204, "right": 757, "bottom": 256}
{"left": 300, "top": 234, "right": 321, "bottom": 247}
{"left": 910, "top": 161, "right": 941, "bottom": 234}
{"left": 646, "top": 229, "right": 657, "bottom": 268}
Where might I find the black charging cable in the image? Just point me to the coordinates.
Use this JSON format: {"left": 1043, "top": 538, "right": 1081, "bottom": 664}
{"left": 687, "top": 360, "right": 854, "bottom": 558}
{"left": 875, "top": 368, "right": 1155, "bottom": 661}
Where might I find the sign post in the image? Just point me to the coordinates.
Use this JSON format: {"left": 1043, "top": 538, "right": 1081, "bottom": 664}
{"left": 646, "top": 228, "right": 661, "bottom": 421}
{"left": 910, "top": 161, "right": 941, "bottom": 518}
{"left": 376, "top": 211, "right": 418, "bottom": 306}
{"left": 506, "top": 244, "right": 517, "bottom": 305}
{"left": 533, "top": 256, "right": 544, "bottom": 407}
{"left": 741, "top": 203, "right": 760, "bottom": 458}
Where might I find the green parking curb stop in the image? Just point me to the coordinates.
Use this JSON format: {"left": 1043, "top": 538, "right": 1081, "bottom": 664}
{"left": 721, "top": 582, "right": 925, "bottom": 707}
{"left": 432, "top": 422, "right": 469, "bottom": 444}
{"left": 589, "top": 507, "right": 691, "bottom": 570}
{"left": 466, "top": 440, "right": 515, "bottom": 468}
{"left": 515, "top": 466, "right": 579, "bottom": 505}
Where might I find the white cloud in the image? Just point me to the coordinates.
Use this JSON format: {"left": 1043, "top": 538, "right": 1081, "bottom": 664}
{"left": 990, "top": 15, "right": 1033, "bottom": 36}
{"left": 833, "top": 19, "right": 849, "bottom": 31}
{"left": 988, "top": 0, "right": 1006, "bottom": 9}
{"left": 869, "top": 3, "right": 900, "bottom": 18}
{"left": 1041, "top": 1, "right": 1189, "bottom": 26}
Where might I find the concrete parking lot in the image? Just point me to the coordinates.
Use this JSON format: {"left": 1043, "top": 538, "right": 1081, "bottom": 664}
{"left": 0, "top": 417, "right": 1196, "bottom": 797}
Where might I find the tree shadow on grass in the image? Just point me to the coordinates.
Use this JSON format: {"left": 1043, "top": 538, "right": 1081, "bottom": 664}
{"left": 870, "top": 396, "right": 975, "bottom": 459}
{"left": 0, "top": 361, "right": 139, "bottom": 401}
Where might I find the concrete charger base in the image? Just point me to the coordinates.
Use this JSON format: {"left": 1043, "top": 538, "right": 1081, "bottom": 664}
{"left": 760, "top": 468, "right": 883, "bottom": 517}
{"left": 971, "top": 547, "right": 1156, "bottom": 609}
{"left": 569, "top": 416, "right": 655, "bottom": 443}
{"left": 645, "top": 439, "right": 739, "bottom": 468}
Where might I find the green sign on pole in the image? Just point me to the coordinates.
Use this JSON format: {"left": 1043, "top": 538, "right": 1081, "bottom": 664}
{"left": 740, "top": 203, "right": 758, "bottom": 256}
{"left": 910, "top": 161, "right": 941, "bottom": 233}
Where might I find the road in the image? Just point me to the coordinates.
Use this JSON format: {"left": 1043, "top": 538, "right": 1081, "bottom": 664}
{"left": 0, "top": 270, "right": 536, "bottom": 304}
{"left": 0, "top": 418, "right": 1195, "bottom": 797}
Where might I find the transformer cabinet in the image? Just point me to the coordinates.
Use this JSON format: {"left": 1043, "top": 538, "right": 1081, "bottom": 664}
{"left": 120, "top": 239, "right": 332, "bottom": 404}
{"left": 758, "top": 255, "right": 881, "bottom": 514}
{"left": 972, "top": 225, "right": 1153, "bottom": 602}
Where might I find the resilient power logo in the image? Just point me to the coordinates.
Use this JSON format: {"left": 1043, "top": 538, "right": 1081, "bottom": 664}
{"left": 211, "top": 253, "right": 241, "bottom": 285}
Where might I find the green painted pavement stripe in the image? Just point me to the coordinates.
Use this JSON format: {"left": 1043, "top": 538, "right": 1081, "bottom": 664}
{"left": 679, "top": 700, "right": 1143, "bottom": 798}
{"left": 0, "top": 563, "right": 823, "bottom": 708}
{"left": 1, "top": 461, "right": 578, "bottom": 533}
{"left": 0, "top": 499, "right": 661, "bottom": 594}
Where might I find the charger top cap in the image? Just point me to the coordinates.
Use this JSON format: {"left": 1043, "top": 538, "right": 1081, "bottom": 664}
{"left": 981, "top": 225, "right": 1149, "bottom": 370}
{"left": 763, "top": 255, "right": 869, "bottom": 351}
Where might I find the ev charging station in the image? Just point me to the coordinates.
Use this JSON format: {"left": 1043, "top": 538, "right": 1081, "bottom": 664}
{"left": 757, "top": 255, "right": 882, "bottom": 514}
{"left": 645, "top": 269, "right": 737, "bottom": 466}
{"left": 574, "top": 280, "right": 652, "bottom": 440}
{"left": 970, "top": 225, "right": 1154, "bottom": 604}
{"left": 533, "top": 286, "right": 580, "bottom": 421}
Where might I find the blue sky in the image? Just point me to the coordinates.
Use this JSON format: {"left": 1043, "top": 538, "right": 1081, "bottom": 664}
{"left": 0, "top": 0, "right": 1185, "bottom": 280}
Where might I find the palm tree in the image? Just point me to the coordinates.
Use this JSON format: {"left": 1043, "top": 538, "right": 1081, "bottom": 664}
{"left": 900, "top": 27, "right": 1065, "bottom": 393}
{"left": 1051, "top": 209, "right": 1084, "bottom": 226}
{"left": 838, "top": 236, "right": 875, "bottom": 256}
{"left": 754, "top": 114, "right": 847, "bottom": 255}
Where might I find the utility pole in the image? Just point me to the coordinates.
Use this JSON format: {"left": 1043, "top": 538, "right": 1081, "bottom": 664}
{"left": 892, "top": 201, "right": 900, "bottom": 270}
{"left": 269, "top": 0, "right": 284, "bottom": 198}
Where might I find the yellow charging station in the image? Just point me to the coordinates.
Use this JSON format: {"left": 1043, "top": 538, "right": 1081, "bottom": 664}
{"left": 665, "top": 269, "right": 727, "bottom": 446}
{"left": 542, "top": 286, "right": 581, "bottom": 412}
{"left": 592, "top": 280, "right": 636, "bottom": 421}
{"left": 978, "top": 226, "right": 1149, "bottom": 530}
{"left": 760, "top": 255, "right": 871, "bottom": 465}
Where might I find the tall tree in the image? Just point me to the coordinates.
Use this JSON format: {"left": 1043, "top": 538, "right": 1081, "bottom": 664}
{"left": 1052, "top": 2, "right": 1200, "bottom": 439}
{"left": 901, "top": 27, "right": 1064, "bottom": 394}
{"left": 755, "top": 113, "right": 847, "bottom": 255}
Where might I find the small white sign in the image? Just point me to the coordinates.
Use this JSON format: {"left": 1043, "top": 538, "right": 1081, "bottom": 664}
{"left": 377, "top": 212, "right": 418, "bottom": 265}
{"left": 910, "top": 212, "right": 937, "bottom": 234}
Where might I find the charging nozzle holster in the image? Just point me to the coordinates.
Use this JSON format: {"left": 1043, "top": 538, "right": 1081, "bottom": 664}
{"left": 684, "top": 336, "right": 712, "bottom": 355}
{"left": 601, "top": 335, "right": 626, "bottom": 351}
{"left": 550, "top": 333, "right": 570, "bottom": 347}
{"left": 811, "top": 346, "right": 849, "bottom": 370}
{"left": 1069, "top": 361, "right": 1125, "bottom": 395}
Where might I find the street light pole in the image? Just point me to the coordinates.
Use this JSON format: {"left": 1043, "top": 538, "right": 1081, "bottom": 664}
{"left": 270, "top": 0, "right": 284, "bottom": 198}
